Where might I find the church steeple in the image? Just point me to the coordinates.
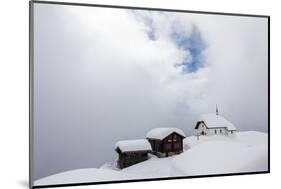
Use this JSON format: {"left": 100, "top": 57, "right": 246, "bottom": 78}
{"left": 216, "top": 104, "right": 219, "bottom": 115}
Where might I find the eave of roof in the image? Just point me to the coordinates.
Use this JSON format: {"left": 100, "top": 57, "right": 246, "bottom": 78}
{"left": 195, "top": 121, "right": 235, "bottom": 130}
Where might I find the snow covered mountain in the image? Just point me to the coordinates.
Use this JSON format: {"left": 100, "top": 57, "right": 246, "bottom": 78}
{"left": 34, "top": 131, "right": 268, "bottom": 186}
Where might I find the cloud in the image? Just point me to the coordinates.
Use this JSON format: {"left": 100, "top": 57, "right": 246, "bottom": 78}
{"left": 33, "top": 4, "right": 268, "bottom": 180}
{"left": 185, "top": 14, "right": 268, "bottom": 132}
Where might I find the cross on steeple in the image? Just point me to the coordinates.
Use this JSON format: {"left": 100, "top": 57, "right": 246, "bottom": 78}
{"left": 216, "top": 104, "right": 219, "bottom": 115}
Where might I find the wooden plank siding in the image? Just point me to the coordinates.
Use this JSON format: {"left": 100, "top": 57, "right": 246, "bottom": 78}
{"left": 148, "top": 132, "right": 184, "bottom": 157}
{"left": 116, "top": 148, "right": 151, "bottom": 169}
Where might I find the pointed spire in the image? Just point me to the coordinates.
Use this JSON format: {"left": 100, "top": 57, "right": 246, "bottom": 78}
{"left": 216, "top": 104, "right": 219, "bottom": 115}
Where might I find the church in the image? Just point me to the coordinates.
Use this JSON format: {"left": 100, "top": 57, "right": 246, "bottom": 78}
{"left": 195, "top": 106, "right": 237, "bottom": 136}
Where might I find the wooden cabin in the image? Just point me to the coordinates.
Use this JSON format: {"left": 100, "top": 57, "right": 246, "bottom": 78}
{"left": 146, "top": 128, "right": 186, "bottom": 157}
{"left": 115, "top": 139, "right": 152, "bottom": 169}
{"left": 195, "top": 113, "right": 236, "bottom": 136}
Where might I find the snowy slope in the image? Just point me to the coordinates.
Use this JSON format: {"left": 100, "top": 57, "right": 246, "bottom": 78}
{"left": 172, "top": 132, "right": 268, "bottom": 176}
{"left": 34, "top": 168, "right": 137, "bottom": 186}
{"left": 118, "top": 155, "right": 176, "bottom": 178}
{"left": 34, "top": 131, "right": 268, "bottom": 186}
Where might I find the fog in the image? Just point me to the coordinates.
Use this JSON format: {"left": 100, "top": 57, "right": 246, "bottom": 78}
{"left": 33, "top": 4, "right": 268, "bottom": 180}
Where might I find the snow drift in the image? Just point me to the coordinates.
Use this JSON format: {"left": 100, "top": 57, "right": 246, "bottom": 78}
{"left": 34, "top": 131, "right": 268, "bottom": 186}
{"left": 172, "top": 131, "right": 268, "bottom": 176}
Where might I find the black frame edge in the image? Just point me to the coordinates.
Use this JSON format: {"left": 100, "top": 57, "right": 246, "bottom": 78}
{"left": 32, "top": 0, "right": 270, "bottom": 18}
{"left": 29, "top": 0, "right": 34, "bottom": 188}
{"left": 268, "top": 16, "right": 270, "bottom": 173}
{"left": 32, "top": 171, "right": 270, "bottom": 189}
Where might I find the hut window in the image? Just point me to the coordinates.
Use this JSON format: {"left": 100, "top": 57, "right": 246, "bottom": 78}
{"left": 168, "top": 135, "right": 173, "bottom": 142}
{"left": 220, "top": 129, "right": 222, "bottom": 133}
{"left": 173, "top": 134, "right": 177, "bottom": 142}
{"left": 215, "top": 130, "right": 217, "bottom": 134}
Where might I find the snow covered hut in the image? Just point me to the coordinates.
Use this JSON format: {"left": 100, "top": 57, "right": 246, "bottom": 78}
{"left": 146, "top": 128, "right": 186, "bottom": 157}
{"left": 195, "top": 108, "right": 236, "bottom": 136}
{"left": 115, "top": 139, "right": 152, "bottom": 169}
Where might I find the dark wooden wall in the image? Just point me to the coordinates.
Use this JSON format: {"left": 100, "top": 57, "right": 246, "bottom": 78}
{"left": 117, "top": 151, "right": 149, "bottom": 169}
{"left": 162, "top": 132, "right": 183, "bottom": 153}
{"left": 148, "top": 132, "right": 184, "bottom": 156}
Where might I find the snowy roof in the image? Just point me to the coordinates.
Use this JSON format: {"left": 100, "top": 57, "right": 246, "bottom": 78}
{"left": 195, "top": 113, "right": 236, "bottom": 131}
{"left": 115, "top": 139, "right": 152, "bottom": 153}
{"left": 146, "top": 128, "right": 186, "bottom": 140}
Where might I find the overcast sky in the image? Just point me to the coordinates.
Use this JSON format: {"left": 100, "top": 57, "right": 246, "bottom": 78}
{"left": 33, "top": 3, "right": 268, "bottom": 180}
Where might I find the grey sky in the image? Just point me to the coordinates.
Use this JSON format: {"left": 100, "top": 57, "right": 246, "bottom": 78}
{"left": 33, "top": 3, "right": 268, "bottom": 180}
